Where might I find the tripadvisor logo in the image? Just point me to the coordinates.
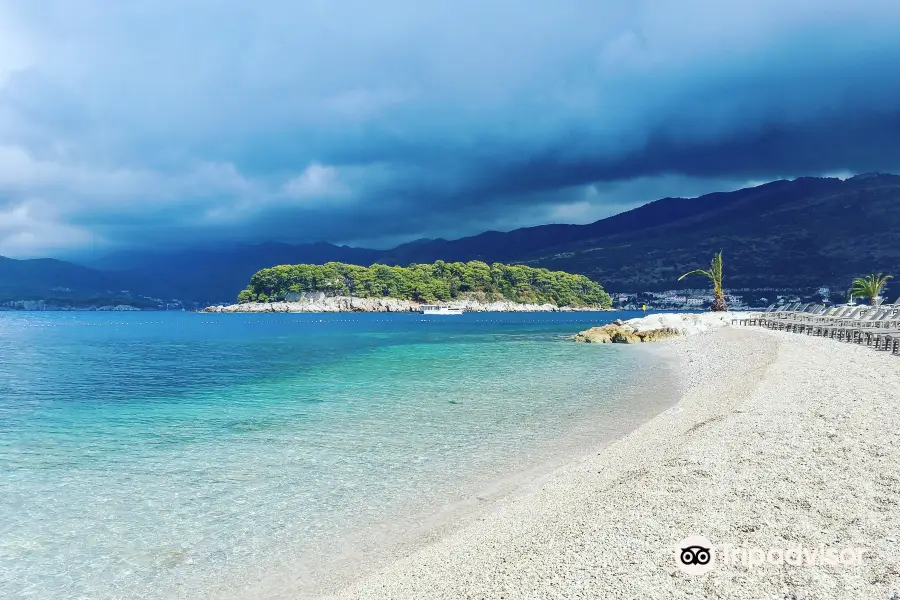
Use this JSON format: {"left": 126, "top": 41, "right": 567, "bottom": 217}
{"left": 676, "top": 535, "right": 715, "bottom": 575}
{"left": 675, "top": 535, "right": 868, "bottom": 575}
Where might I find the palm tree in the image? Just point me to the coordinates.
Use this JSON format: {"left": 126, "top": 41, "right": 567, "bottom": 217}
{"left": 679, "top": 251, "right": 727, "bottom": 311}
{"left": 849, "top": 273, "right": 892, "bottom": 306}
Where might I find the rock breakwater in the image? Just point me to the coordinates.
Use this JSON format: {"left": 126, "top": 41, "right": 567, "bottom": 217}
{"left": 573, "top": 311, "right": 749, "bottom": 343}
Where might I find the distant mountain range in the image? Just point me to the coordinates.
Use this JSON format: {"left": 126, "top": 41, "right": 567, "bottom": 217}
{"left": 3, "top": 173, "right": 899, "bottom": 307}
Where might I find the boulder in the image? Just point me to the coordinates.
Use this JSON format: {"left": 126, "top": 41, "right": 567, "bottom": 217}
{"left": 573, "top": 324, "right": 682, "bottom": 344}
{"left": 635, "top": 327, "right": 682, "bottom": 342}
{"left": 573, "top": 326, "right": 614, "bottom": 343}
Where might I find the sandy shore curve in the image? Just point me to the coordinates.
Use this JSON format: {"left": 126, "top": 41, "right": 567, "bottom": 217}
{"left": 326, "top": 327, "right": 900, "bottom": 600}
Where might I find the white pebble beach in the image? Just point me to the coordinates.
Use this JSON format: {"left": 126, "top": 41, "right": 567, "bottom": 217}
{"left": 324, "top": 318, "right": 900, "bottom": 600}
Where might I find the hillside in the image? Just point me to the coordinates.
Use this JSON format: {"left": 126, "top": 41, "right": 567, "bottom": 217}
{"left": 0, "top": 256, "right": 170, "bottom": 308}
{"left": 5, "top": 173, "right": 900, "bottom": 306}
{"left": 520, "top": 173, "right": 900, "bottom": 291}
{"left": 89, "top": 242, "right": 381, "bottom": 304}
{"left": 0, "top": 256, "right": 118, "bottom": 300}
{"left": 377, "top": 182, "right": 780, "bottom": 266}
{"left": 375, "top": 173, "right": 900, "bottom": 292}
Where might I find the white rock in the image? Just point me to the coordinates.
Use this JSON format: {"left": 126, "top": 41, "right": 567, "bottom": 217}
{"left": 625, "top": 311, "right": 749, "bottom": 336}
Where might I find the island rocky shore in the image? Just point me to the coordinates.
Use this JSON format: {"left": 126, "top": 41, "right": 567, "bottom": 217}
{"left": 202, "top": 296, "right": 610, "bottom": 313}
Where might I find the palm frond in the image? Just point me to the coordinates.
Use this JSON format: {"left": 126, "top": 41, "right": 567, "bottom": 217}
{"left": 849, "top": 272, "right": 893, "bottom": 304}
{"left": 678, "top": 269, "right": 712, "bottom": 281}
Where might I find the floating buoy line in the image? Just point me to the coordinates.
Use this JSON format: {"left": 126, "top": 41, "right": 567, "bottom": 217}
{"left": 4, "top": 314, "right": 615, "bottom": 329}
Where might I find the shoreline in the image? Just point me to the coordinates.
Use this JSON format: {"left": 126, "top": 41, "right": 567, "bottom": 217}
{"left": 211, "top": 338, "right": 682, "bottom": 600}
{"left": 325, "top": 326, "right": 900, "bottom": 599}
{"left": 202, "top": 297, "right": 612, "bottom": 313}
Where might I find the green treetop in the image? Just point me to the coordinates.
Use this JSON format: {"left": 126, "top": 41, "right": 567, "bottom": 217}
{"left": 236, "top": 261, "right": 612, "bottom": 308}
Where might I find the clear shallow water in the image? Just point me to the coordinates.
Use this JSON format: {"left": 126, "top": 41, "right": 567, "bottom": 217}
{"left": 0, "top": 311, "right": 671, "bottom": 599}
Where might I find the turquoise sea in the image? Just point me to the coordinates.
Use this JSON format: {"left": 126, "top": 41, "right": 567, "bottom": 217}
{"left": 0, "top": 311, "right": 673, "bottom": 599}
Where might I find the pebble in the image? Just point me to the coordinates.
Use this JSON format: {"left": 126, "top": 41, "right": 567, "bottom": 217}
{"left": 323, "top": 325, "right": 900, "bottom": 600}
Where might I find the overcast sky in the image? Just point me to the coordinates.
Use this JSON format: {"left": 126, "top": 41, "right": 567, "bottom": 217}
{"left": 1, "top": 1, "right": 899, "bottom": 258}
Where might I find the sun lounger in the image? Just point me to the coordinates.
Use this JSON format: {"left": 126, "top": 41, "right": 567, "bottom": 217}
{"left": 737, "top": 297, "right": 899, "bottom": 356}
{"left": 795, "top": 305, "right": 828, "bottom": 320}
{"left": 757, "top": 303, "right": 802, "bottom": 327}
{"left": 814, "top": 306, "right": 850, "bottom": 321}
{"left": 765, "top": 302, "right": 836, "bottom": 329}
{"left": 853, "top": 308, "right": 897, "bottom": 328}
{"left": 830, "top": 306, "right": 867, "bottom": 325}
{"left": 804, "top": 306, "right": 866, "bottom": 336}
{"left": 884, "top": 331, "right": 900, "bottom": 354}
{"left": 734, "top": 303, "right": 793, "bottom": 326}
{"left": 851, "top": 327, "right": 900, "bottom": 350}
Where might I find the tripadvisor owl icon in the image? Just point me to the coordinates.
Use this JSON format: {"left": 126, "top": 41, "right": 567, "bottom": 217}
{"left": 676, "top": 535, "right": 715, "bottom": 575}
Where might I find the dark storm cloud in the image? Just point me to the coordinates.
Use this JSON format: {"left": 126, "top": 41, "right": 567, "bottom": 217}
{"left": 1, "top": 0, "right": 900, "bottom": 256}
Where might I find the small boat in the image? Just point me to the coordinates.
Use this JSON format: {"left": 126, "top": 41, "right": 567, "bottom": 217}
{"left": 420, "top": 304, "right": 464, "bottom": 315}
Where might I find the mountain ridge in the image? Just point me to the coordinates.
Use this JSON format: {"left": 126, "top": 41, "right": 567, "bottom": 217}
{"left": 3, "top": 173, "right": 899, "bottom": 306}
